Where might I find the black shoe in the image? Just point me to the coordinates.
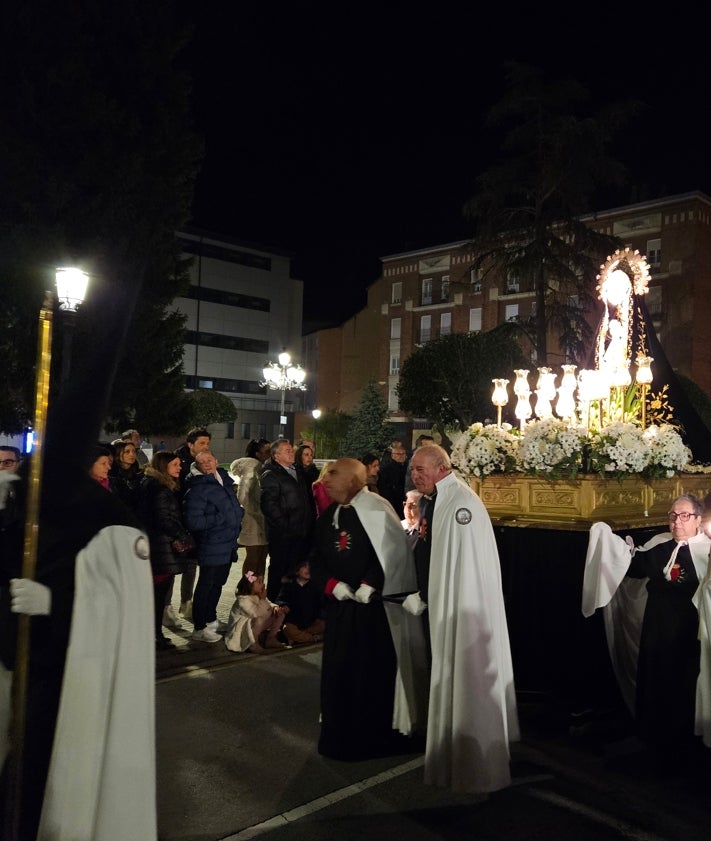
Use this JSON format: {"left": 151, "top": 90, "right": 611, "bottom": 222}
{"left": 156, "top": 636, "right": 176, "bottom": 651}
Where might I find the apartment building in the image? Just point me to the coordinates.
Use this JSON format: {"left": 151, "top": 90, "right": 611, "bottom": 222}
{"left": 311, "top": 191, "right": 711, "bottom": 438}
{"left": 175, "top": 229, "right": 305, "bottom": 463}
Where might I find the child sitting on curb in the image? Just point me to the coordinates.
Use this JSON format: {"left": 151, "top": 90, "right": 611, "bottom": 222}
{"left": 224, "top": 570, "right": 289, "bottom": 654}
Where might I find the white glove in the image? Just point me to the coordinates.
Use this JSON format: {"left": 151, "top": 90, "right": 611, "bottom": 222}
{"left": 402, "top": 592, "right": 427, "bottom": 616}
{"left": 332, "top": 581, "right": 355, "bottom": 601}
{"left": 354, "top": 583, "right": 376, "bottom": 604}
{"left": 10, "top": 578, "right": 52, "bottom": 616}
{"left": 624, "top": 535, "right": 636, "bottom": 557}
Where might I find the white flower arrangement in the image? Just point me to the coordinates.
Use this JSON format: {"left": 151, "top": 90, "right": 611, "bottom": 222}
{"left": 451, "top": 418, "right": 692, "bottom": 481}
{"left": 642, "top": 423, "right": 691, "bottom": 478}
{"left": 517, "top": 417, "right": 589, "bottom": 478}
{"left": 450, "top": 422, "right": 518, "bottom": 478}
{"left": 588, "top": 422, "right": 650, "bottom": 477}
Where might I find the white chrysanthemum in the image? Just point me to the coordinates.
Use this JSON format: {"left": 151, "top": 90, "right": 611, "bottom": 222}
{"left": 450, "top": 423, "right": 519, "bottom": 478}
{"left": 517, "top": 418, "right": 588, "bottom": 475}
{"left": 643, "top": 424, "right": 691, "bottom": 474}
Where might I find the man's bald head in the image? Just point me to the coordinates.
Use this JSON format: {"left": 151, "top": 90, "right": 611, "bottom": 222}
{"left": 322, "top": 458, "right": 366, "bottom": 505}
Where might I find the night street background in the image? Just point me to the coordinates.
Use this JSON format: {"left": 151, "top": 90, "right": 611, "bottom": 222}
{"left": 177, "top": 3, "right": 711, "bottom": 329}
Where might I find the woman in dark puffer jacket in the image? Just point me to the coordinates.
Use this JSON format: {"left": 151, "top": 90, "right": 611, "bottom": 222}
{"left": 138, "top": 451, "right": 194, "bottom": 650}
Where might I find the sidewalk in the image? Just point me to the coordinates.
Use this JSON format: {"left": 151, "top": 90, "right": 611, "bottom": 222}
{"left": 156, "top": 548, "right": 317, "bottom": 679}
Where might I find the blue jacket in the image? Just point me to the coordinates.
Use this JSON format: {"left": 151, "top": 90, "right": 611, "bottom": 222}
{"left": 182, "top": 468, "right": 243, "bottom": 565}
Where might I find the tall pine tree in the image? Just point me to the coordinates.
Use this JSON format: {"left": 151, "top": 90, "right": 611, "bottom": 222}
{"left": 0, "top": 0, "right": 203, "bottom": 434}
{"left": 343, "top": 381, "right": 394, "bottom": 458}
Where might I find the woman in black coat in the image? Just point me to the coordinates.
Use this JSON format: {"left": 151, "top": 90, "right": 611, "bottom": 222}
{"left": 110, "top": 439, "right": 144, "bottom": 511}
{"left": 138, "top": 451, "right": 194, "bottom": 650}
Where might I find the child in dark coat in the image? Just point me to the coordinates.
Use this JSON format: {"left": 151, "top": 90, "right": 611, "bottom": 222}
{"left": 276, "top": 560, "right": 325, "bottom": 645}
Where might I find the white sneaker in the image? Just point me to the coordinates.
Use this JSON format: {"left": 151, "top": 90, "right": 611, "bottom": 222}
{"left": 162, "top": 605, "right": 182, "bottom": 628}
{"left": 206, "top": 619, "right": 227, "bottom": 634}
{"left": 191, "top": 627, "right": 223, "bottom": 643}
{"left": 179, "top": 600, "right": 193, "bottom": 620}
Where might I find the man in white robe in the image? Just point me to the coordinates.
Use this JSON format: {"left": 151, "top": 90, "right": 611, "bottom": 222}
{"left": 583, "top": 507, "right": 711, "bottom": 752}
{"left": 408, "top": 445, "right": 519, "bottom": 793}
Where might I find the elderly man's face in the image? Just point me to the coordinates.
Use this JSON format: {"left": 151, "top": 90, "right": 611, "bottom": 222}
{"left": 196, "top": 452, "right": 218, "bottom": 475}
{"left": 273, "top": 442, "right": 295, "bottom": 468}
{"left": 409, "top": 449, "right": 447, "bottom": 496}
{"left": 403, "top": 494, "right": 420, "bottom": 526}
{"left": 390, "top": 446, "right": 407, "bottom": 462}
{"left": 0, "top": 451, "right": 20, "bottom": 473}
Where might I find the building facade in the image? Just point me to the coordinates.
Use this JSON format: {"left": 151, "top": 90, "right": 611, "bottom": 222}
{"left": 175, "top": 229, "right": 306, "bottom": 463}
{"left": 309, "top": 192, "right": 711, "bottom": 442}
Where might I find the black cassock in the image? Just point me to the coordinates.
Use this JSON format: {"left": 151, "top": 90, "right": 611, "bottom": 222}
{"left": 313, "top": 504, "right": 398, "bottom": 760}
{"left": 627, "top": 539, "right": 700, "bottom": 749}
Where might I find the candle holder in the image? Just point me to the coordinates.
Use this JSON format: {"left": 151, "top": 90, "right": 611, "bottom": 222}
{"left": 491, "top": 378, "right": 509, "bottom": 427}
{"left": 636, "top": 356, "right": 654, "bottom": 429}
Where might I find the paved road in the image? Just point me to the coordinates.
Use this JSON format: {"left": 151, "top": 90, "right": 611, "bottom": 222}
{"left": 155, "top": 563, "right": 711, "bottom": 841}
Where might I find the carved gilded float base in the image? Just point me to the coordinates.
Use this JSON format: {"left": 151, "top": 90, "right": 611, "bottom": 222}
{"left": 468, "top": 474, "right": 711, "bottom": 530}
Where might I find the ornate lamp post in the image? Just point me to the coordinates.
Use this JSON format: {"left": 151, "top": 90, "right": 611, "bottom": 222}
{"left": 7, "top": 268, "right": 88, "bottom": 838}
{"left": 55, "top": 267, "right": 89, "bottom": 384}
{"left": 261, "top": 351, "right": 307, "bottom": 437}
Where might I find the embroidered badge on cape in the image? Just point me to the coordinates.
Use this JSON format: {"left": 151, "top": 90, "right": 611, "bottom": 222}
{"left": 335, "top": 529, "right": 352, "bottom": 552}
{"left": 455, "top": 508, "right": 472, "bottom": 525}
{"left": 669, "top": 563, "right": 686, "bottom": 583}
{"left": 134, "top": 535, "right": 150, "bottom": 560}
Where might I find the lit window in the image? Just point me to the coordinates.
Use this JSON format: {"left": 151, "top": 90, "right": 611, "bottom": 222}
{"left": 506, "top": 270, "right": 520, "bottom": 293}
{"left": 469, "top": 307, "right": 482, "bottom": 332}
{"left": 391, "top": 281, "right": 402, "bottom": 304}
{"left": 646, "top": 238, "right": 661, "bottom": 266}
{"left": 419, "top": 315, "right": 431, "bottom": 343}
{"left": 505, "top": 304, "right": 519, "bottom": 322}
{"left": 440, "top": 312, "right": 451, "bottom": 336}
{"left": 390, "top": 317, "right": 401, "bottom": 339}
{"left": 422, "top": 278, "right": 433, "bottom": 306}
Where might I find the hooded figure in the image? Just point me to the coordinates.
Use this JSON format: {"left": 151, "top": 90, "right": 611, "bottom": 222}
{"left": 0, "top": 268, "right": 157, "bottom": 839}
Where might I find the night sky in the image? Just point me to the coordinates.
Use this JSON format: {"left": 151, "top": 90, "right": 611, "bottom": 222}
{"left": 180, "top": 5, "right": 711, "bottom": 331}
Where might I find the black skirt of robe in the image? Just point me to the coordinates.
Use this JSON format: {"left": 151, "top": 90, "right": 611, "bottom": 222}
{"left": 314, "top": 505, "right": 398, "bottom": 760}
{"left": 627, "top": 540, "right": 700, "bottom": 748}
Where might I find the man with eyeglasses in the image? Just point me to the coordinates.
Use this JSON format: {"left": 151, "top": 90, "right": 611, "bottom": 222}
{"left": 0, "top": 446, "right": 21, "bottom": 473}
{"left": 585, "top": 493, "right": 711, "bottom": 770}
{"left": 401, "top": 490, "right": 422, "bottom": 548}
{"left": 0, "top": 447, "right": 23, "bottom": 550}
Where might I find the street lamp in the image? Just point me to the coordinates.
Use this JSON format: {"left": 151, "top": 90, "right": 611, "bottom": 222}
{"left": 261, "top": 350, "right": 307, "bottom": 437}
{"left": 7, "top": 267, "right": 89, "bottom": 837}
{"left": 55, "top": 267, "right": 89, "bottom": 384}
{"left": 312, "top": 408, "right": 322, "bottom": 456}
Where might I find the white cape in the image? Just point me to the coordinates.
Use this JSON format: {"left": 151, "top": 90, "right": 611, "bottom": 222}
{"left": 350, "top": 487, "right": 430, "bottom": 736}
{"left": 37, "top": 525, "right": 157, "bottom": 840}
{"left": 582, "top": 521, "right": 711, "bottom": 746}
{"left": 425, "top": 472, "right": 519, "bottom": 793}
